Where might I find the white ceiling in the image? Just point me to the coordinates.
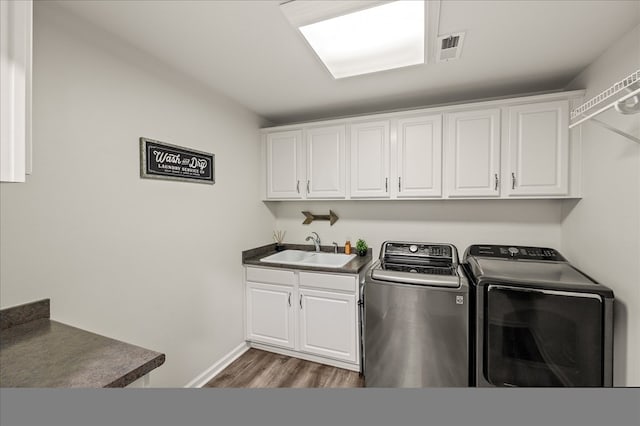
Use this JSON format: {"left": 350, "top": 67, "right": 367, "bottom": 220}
{"left": 53, "top": 0, "right": 640, "bottom": 125}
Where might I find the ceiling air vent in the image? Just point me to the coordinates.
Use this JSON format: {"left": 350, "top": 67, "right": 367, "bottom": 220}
{"left": 436, "top": 32, "right": 465, "bottom": 62}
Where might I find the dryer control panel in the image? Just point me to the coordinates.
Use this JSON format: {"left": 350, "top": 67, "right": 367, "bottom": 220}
{"left": 466, "top": 245, "right": 565, "bottom": 262}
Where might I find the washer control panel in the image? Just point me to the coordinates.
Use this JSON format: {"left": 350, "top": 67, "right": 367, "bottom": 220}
{"left": 467, "top": 244, "right": 565, "bottom": 261}
{"left": 382, "top": 242, "right": 455, "bottom": 261}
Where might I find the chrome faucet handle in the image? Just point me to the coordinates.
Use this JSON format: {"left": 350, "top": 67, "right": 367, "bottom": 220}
{"left": 311, "top": 232, "right": 320, "bottom": 245}
{"left": 306, "top": 232, "right": 321, "bottom": 252}
{"left": 332, "top": 242, "right": 339, "bottom": 253}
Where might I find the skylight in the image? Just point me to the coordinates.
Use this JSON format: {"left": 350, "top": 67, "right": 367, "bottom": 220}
{"left": 298, "top": 1, "right": 425, "bottom": 79}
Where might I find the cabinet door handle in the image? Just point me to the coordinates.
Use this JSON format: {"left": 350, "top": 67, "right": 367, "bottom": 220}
{"left": 511, "top": 172, "right": 516, "bottom": 190}
{"left": 398, "top": 177, "right": 402, "bottom": 192}
{"left": 385, "top": 177, "right": 388, "bottom": 192}
{"left": 299, "top": 294, "right": 303, "bottom": 309}
{"left": 494, "top": 173, "right": 499, "bottom": 191}
{"left": 306, "top": 180, "right": 310, "bottom": 194}
{"left": 296, "top": 180, "right": 300, "bottom": 194}
{"left": 288, "top": 292, "right": 291, "bottom": 307}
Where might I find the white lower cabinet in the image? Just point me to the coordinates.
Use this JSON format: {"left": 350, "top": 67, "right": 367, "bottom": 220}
{"left": 298, "top": 288, "right": 357, "bottom": 363}
{"left": 246, "top": 281, "right": 295, "bottom": 349}
{"left": 245, "top": 267, "right": 360, "bottom": 369}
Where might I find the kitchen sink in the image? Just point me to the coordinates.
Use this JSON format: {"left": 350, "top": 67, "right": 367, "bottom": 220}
{"left": 260, "top": 250, "right": 356, "bottom": 268}
{"left": 261, "top": 249, "right": 310, "bottom": 263}
{"left": 301, "top": 252, "right": 357, "bottom": 267}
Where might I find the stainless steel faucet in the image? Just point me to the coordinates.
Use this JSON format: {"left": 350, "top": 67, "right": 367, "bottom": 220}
{"left": 305, "top": 232, "right": 321, "bottom": 252}
{"left": 332, "top": 242, "right": 339, "bottom": 253}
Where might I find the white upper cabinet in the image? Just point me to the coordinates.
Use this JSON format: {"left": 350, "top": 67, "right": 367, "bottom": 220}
{"left": 350, "top": 120, "right": 390, "bottom": 198}
{"left": 0, "top": 0, "right": 32, "bottom": 182}
{"left": 265, "top": 125, "right": 346, "bottom": 200}
{"left": 306, "top": 125, "right": 346, "bottom": 199}
{"left": 505, "top": 100, "right": 569, "bottom": 196}
{"left": 396, "top": 114, "right": 443, "bottom": 198}
{"left": 444, "top": 108, "right": 501, "bottom": 198}
{"left": 262, "top": 91, "right": 581, "bottom": 200}
{"left": 266, "top": 130, "right": 305, "bottom": 199}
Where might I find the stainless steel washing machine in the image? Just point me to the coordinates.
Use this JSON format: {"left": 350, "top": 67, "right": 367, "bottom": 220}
{"left": 363, "top": 241, "right": 470, "bottom": 387}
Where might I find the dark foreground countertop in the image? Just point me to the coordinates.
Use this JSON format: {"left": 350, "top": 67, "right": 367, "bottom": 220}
{"left": 243, "top": 243, "right": 374, "bottom": 274}
{"left": 0, "top": 299, "right": 165, "bottom": 388}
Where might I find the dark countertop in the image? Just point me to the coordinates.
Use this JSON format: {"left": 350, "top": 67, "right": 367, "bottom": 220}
{"left": 242, "top": 243, "right": 374, "bottom": 274}
{"left": 0, "top": 299, "right": 165, "bottom": 388}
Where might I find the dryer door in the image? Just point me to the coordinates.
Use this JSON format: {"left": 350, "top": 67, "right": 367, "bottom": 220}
{"left": 484, "top": 284, "right": 603, "bottom": 387}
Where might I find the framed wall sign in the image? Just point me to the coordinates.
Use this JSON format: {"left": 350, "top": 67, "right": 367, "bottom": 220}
{"left": 140, "top": 137, "right": 215, "bottom": 184}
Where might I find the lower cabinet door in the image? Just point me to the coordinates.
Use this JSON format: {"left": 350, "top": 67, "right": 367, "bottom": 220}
{"left": 246, "top": 281, "right": 295, "bottom": 349}
{"left": 298, "top": 288, "right": 357, "bottom": 363}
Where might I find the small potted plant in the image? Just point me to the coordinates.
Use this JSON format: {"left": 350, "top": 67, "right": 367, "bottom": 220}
{"left": 273, "top": 230, "right": 286, "bottom": 252}
{"left": 355, "top": 239, "right": 368, "bottom": 257}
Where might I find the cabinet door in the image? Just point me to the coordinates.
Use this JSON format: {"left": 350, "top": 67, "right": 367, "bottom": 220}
{"left": 0, "top": 0, "right": 32, "bottom": 182}
{"left": 266, "top": 130, "right": 304, "bottom": 199}
{"left": 397, "top": 115, "right": 442, "bottom": 198}
{"left": 246, "top": 282, "right": 295, "bottom": 349}
{"left": 350, "top": 120, "right": 390, "bottom": 198}
{"left": 506, "top": 100, "right": 569, "bottom": 196}
{"left": 306, "top": 125, "right": 346, "bottom": 199}
{"left": 298, "top": 288, "right": 357, "bottom": 363}
{"left": 445, "top": 108, "right": 501, "bottom": 197}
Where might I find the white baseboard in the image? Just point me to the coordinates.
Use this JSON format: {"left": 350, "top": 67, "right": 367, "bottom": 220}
{"left": 184, "top": 342, "right": 249, "bottom": 388}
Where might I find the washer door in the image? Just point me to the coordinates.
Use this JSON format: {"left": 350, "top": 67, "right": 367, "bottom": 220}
{"left": 485, "top": 285, "right": 603, "bottom": 387}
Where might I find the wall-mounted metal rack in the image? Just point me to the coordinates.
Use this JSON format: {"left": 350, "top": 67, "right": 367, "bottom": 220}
{"left": 569, "top": 69, "right": 640, "bottom": 144}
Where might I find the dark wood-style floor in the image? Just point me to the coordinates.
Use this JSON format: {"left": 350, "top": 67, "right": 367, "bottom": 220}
{"left": 204, "top": 348, "right": 364, "bottom": 388}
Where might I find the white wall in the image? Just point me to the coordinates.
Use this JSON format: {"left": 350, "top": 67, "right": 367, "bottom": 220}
{"left": 561, "top": 24, "right": 640, "bottom": 386}
{"left": 0, "top": 3, "right": 274, "bottom": 387}
{"left": 272, "top": 200, "right": 563, "bottom": 260}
